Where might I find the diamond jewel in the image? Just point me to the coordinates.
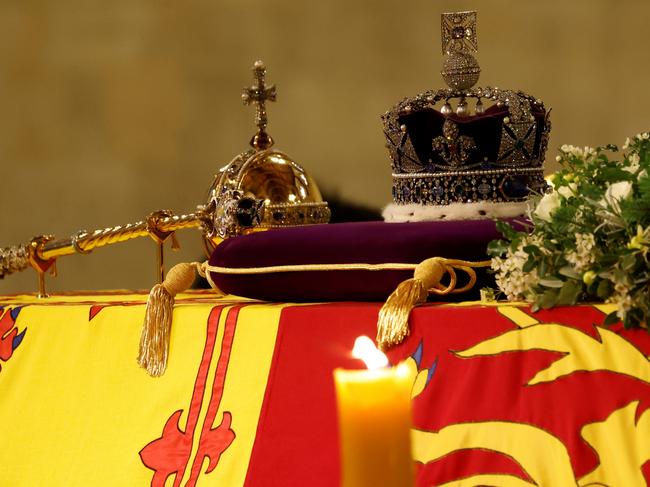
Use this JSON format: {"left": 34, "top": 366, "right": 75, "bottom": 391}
{"left": 478, "top": 182, "right": 491, "bottom": 195}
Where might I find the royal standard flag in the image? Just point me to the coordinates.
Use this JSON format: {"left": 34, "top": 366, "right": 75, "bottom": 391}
{"left": 1, "top": 292, "right": 650, "bottom": 486}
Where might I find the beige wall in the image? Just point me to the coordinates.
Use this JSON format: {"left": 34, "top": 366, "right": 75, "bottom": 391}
{"left": 2, "top": 0, "right": 650, "bottom": 293}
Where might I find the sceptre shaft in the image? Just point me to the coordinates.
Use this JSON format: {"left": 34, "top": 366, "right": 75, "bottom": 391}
{"left": 0, "top": 208, "right": 214, "bottom": 295}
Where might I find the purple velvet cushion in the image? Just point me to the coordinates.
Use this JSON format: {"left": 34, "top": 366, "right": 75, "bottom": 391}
{"left": 209, "top": 220, "right": 503, "bottom": 302}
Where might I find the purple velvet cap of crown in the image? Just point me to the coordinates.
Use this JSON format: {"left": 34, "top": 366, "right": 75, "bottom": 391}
{"left": 209, "top": 219, "right": 520, "bottom": 302}
{"left": 398, "top": 105, "right": 548, "bottom": 172}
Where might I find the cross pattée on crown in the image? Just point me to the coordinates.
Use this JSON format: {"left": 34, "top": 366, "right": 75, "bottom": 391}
{"left": 441, "top": 10, "right": 478, "bottom": 54}
{"left": 242, "top": 60, "right": 277, "bottom": 150}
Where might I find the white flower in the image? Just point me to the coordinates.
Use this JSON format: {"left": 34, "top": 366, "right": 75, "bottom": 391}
{"left": 607, "top": 282, "right": 633, "bottom": 321}
{"left": 557, "top": 183, "right": 577, "bottom": 199}
{"left": 534, "top": 191, "right": 561, "bottom": 222}
{"left": 491, "top": 237, "right": 541, "bottom": 301}
{"left": 559, "top": 145, "right": 596, "bottom": 159}
{"left": 623, "top": 153, "right": 641, "bottom": 177}
{"left": 565, "top": 233, "right": 596, "bottom": 273}
{"left": 626, "top": 133, "right": 650, "bottom": 149}
{"left": 603, "top": 181, "right": 633, "bottom": 213}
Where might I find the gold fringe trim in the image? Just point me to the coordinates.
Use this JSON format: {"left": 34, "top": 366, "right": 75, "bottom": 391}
{"left": 137, "top": 262, "right": 199, "bottom": 377}
{"left": 377, "top": 258, "right": 491, "bottom": 351}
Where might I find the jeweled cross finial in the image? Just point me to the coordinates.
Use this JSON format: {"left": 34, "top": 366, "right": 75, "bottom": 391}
{"left": 441, "top": 11, "right": 478, "bottom": 54}
{"left": 242, "top": 60, "right": 277, "bottom": 150}
{"left": 440, "top": 11, "right": 480, "bottom": 91}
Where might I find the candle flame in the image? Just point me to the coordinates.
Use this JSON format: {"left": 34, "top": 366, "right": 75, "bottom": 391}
{"left": 352, "top": 336, "right": 389, "bottom": 370}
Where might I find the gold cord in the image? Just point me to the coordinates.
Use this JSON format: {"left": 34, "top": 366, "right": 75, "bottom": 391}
{"left": 204, "top": 262, "right": 419, "bottom": 274}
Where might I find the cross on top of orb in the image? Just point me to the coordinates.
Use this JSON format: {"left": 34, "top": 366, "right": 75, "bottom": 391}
{"left": 242, "top": 60, "right": 277, "bottom": 150}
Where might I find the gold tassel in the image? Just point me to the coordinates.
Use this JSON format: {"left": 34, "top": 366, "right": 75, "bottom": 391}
{"left": 137, "top": 262, "right": 198, "bottom": 377}
{"left": 377, "top": 257, "right": 491, "bottom": 351}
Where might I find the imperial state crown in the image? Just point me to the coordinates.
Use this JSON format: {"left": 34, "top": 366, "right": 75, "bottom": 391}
{"left": 382, "top": 10, "right": 550, "bottom": 222}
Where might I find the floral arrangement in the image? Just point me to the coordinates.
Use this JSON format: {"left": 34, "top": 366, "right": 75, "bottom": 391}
{"left": 488, "top": 133, "right": 650, "bottom": 329}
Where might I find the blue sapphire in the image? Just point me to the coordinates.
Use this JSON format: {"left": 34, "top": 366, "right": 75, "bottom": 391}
{"left": 502, "top": 176, "right": 529, "bottom": 199}
{"left": 402, "top": 186, "right": 411, "bottom": 199}
{"left": 433, "top": 186, "right": 445, "bottom": 198}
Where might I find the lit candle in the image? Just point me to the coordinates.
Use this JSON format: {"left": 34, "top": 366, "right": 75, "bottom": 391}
{"left": 333, "top": 336, "right": 414, "bottom": 487}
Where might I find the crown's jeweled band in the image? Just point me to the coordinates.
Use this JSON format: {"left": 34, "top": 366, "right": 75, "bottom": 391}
{"left": 392, "top": 167, "right": 547, "bottom": 206}
{"left": 391, "top": 167, "right": 544, "bottom": 178}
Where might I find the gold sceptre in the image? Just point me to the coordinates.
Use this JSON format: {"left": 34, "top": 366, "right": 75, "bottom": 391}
{"left": 0, "top": 208, "right": 213, "bottom": 297}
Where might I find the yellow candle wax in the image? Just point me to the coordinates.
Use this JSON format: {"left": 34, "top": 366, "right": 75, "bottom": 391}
{"left": 333, "top": 363, "right": 414, "bottom": 487}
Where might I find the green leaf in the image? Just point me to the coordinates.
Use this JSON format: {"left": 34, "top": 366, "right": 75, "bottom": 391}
{"left": 613, "top": 269, "right": 629, "bottom": 285}
{"left": 557, "top": 280, "right": 583, "bottom": 305}
{"left": 487, "top": 239, "right": 509, "bottom": 257}
{"left": 539, "top": 259, "right": 548, "bottom": 277}
{"left": 523, "top": 245, "right": 541, "bottom": 256}
{"left": 522, "top": 257, "right": 537, "bottom": 273}
{"left": 598, "top": 254, "right": 619, "bottom": 268}
{"left": 603, "top": 311, "right": 620, "bottom": 326}
{"left": 480, "top": 287, "right": 497, "bottom": 302}
{"left": 627, "top": 308, "right": 645, "bottom": 330}
{"left": 621, "top": 254, "right": 637, "bottom": 272}
{"left": 581, "top": 184, "right": 602, "bottom": 200}
{"left": 539, "top": 278, "right": 564, "bottom": 288}
{"left": 495, "top": 220, "right": 518, "bottom": 240}
{"left": 599, "top": 166, "right": 632, "bottom": 182}
{"left": 558, "top": 266, "right": 581, "bottom": 280}
{"left": 537, "top": 289, "right": 559, "bottom": 309}
{"left": 596, "top": 279, "right": 613, "bottom": 300}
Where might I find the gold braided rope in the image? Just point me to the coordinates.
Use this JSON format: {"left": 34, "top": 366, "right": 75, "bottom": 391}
{"left": 204, "top": 262, "right": 420, "bottom": 274}
{"left": 204, "top": 258, "right": 489, "bottom": 284}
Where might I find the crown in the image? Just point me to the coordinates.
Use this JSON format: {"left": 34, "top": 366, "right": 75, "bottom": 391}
{"left": 204, "top": 61, "right": 330, "bottom": 240}
{"left": 381, "top": 11, "right": 551, "bottom": 222}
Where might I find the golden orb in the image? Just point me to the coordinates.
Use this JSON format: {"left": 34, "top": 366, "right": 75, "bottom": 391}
{"left": 205, "top": 148, "right": 330, "bottom": 242}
